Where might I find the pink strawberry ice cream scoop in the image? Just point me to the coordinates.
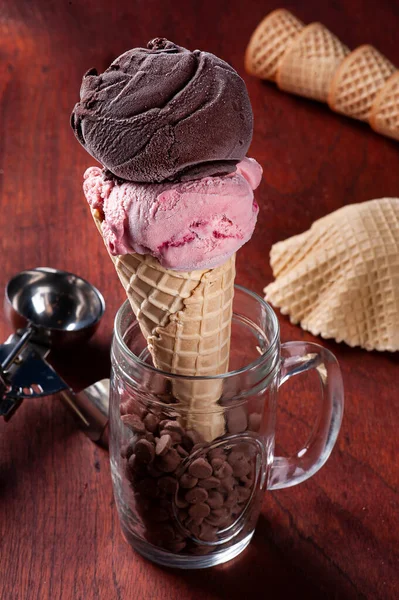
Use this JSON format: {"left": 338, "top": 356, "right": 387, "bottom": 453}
{"left": 84, "top": 158, "right": 262, "bottom": 271}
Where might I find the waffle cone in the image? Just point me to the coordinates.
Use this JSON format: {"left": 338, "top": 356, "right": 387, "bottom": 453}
{"left": 328, "top": 45, "right": 396, "bottom": 121}
{"left": 276, "top": 22, "right": 349, "bottom": 102}
{"left": 92, "top": 210, "right": 235, "bottom": 440}
{"left": 264, "top": 198, "right": 399, "bottom": 352}
{"left": 245, "top": 9, "right": 304, "bottom": 81}
{"left": 370, "top": 71, "right": 399, "bottom": 141}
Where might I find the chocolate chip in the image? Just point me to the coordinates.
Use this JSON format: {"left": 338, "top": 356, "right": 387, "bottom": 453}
{"left": 231, "top": 458, "right": 251, "bottom": 478}
{"left": 198, "top": 477, "right": 220, "bottom": 490}
{"left": 227, "top": 451, "right": 245, "bottom": 465}
{"left": 199, "top": 523, "right": 218, "bottom": 542}
{"left": 122, "top": 411, "right": 260, "bottom": 556}
{"left": 231, "top": 503, "right": 242, "bottom": 517}
{"left": 162, "top": 421, "right": 184, "bottom": 435}
{"left": 211, "top": 458, "right": 233, "bottom": 479}
{"left": 219, "top": 476, "right": 236, "bottom": 493}
{"left": 157, "top": 476, "right": 177, "bottom": 495}
{"left": 188, "top": 503, "right": 210, "bottom": 519}
{"left": 179, "top": 473, "right": 198, "bottom": 489}
{"left": 237, "top": 486, "right": 251, "bottom": 503}
{"left": 235, "top": 442, "right": 257, "bottom": 457}
{"left": 160, "top": 430, "right": 182, "bottom": 444}
{"left": 205, "top": 507, "right": 229, "bottom": 527}
{"left": 227, "top": 450, "right": 251, "bottom": 477}
{"left": 121, "top": 414, "right": 146, "bottom": 434}
{"left": 134, "top": 439, "right": 155, "bottom": 464}
{"left": 188, "top": 458, "right": 212, "bottom": 479}
{"left": 207, "top": 448, "right": 226, "bottom": 461}
{"left": 186, "top": 520, "right": 202, "bottom": 537}
{"left": 155, "top": 434, "right": 172, "bottom": 456}
{"left": 224, "top": 489, "right": 239, "bottom": 507}
{"left": 176, "top": 445, "right": 189, "bottom": 458}
{"left": 227, "top": 407, "right": 248, "bottom": 434}
{"left": 175, "top": 495, "right": 189, "bottom": 508}
{"left": 206, "top": 491, "right": 224, "bottom": 509}
{"left": 144, "top": 413, "right": 159, "bottom": 433}
{"left": 185, "top": 487, "right": 208, "bottom": 504}
{"left": 158, "top": 448, "right": 181, "bottom": 473}
{"left": 240, "top": 474, "right": 254, "bottom": 488}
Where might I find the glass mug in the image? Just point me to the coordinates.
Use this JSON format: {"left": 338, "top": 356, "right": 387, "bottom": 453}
{"left": 109, "top": 286, "right": 344, "bottom": 569}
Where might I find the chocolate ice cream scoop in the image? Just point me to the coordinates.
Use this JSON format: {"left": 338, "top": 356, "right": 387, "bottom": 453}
{"left": 71, "top": 38, "right": 253, "bottom": 183}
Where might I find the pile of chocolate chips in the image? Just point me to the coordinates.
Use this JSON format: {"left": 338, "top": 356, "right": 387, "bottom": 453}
{"left": 120, "top": 396, "right": 262, "bottom": 555}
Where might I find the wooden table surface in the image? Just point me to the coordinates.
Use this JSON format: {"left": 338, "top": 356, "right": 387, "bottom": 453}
{"left": 1, "top": 1, "right": 398, "bottom": 598}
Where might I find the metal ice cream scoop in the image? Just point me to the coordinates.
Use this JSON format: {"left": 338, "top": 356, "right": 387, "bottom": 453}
{"left": 0, "top": 268, "right": 109, "bottom": 446}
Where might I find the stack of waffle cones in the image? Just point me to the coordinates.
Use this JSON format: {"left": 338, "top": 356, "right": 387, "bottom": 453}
{"left": 92, "top": 210, "right": 235, "bottom": 441}
{"left": 245, "top": 8, "right": 399, "bottom": 141}
{"left": 264, "top": 198, "right": 399, "bottom": 352}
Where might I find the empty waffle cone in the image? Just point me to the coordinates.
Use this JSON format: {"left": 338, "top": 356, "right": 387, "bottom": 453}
{"left": 276, "top": 22, "right": 349, "bottom": 102}
{"left": 328, "top": 45, "right": 396, "bottom": 121}
{"left": 245, "top": 8, "right": 304, "bottom": 81}
{"left": 92, "top": 210, "right": 235, "bottom": 441}
{"left": 370, "top": 71, "right": 399, "bottom": 140}
{"left": 264, "top": 198, "right": 399, "bottom": 352}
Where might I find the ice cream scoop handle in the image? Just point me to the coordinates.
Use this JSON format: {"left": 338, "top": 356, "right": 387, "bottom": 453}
{"left": 1, "top": 327, "right": 34, "bottom": 371}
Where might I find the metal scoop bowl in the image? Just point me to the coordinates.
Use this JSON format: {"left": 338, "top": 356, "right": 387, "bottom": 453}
{"left": 5, "top": 267, "right": 105, "bottom": 348}
{"left": 1, "top": 268, "right": 109, "bottom": 446}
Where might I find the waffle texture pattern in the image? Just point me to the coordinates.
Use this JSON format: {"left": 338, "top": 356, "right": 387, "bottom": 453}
{"left": 245, "top": 9, "right": 398, "bottom": 141}
{"left": 265, "top": 198, "right": 399, "bottom": 352}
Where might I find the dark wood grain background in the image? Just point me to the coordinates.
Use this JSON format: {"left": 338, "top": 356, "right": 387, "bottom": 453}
{"left": 0, "top": 1, "right": 398, "bottom": 598}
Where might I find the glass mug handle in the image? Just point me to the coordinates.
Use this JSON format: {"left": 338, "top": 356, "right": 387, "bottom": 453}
{"left": 268, "top": 341, "right": 344, "bottom": 490}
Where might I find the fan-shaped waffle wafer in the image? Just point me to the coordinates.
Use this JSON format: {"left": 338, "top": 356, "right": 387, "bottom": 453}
{"left": 264, "top": 198, "right": 399, "bottom": 352}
